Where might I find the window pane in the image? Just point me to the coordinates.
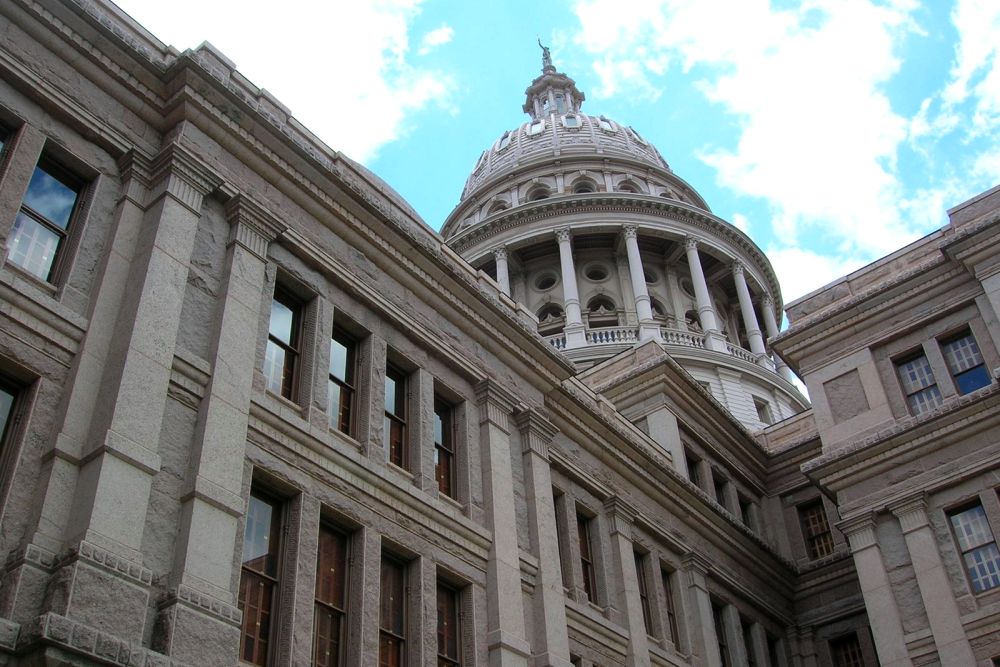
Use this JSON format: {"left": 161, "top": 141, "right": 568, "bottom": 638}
{"left": 380, "top": 559, "right": 405, "bottom": 635}
{"left": 955, "top": 366, "right": 990, "bottom": 394}
{"left": 436, "top": 584, "right": 459, "bottom": 661}
{"left": 316, "top": 528, "right": 348, "bottom": 608}
{"left": 907, "top": 385, "right": 943, "bottom": 415}
{"left": 951, "top": 504, "right": 994, "bottom": 551}
{"left": 239, "top": 569, "right": 274, "bottom": 665}
{"left": 329, "top": 335, "right": 352, "bottom": 382}
{"left": 897, "top": 354, "right": 936, "bottom": 393}
{"left": 0, "top": 385, "right": 15, "bottom": 440}
{"left": 964, "top": 543, "right": 1000, "bottom": 593}
{"left": 23, "top": 164, "right": 79, "bottom": 229}
{"left": 269, "top": 298, "right": 295, "bottom": 344}
{"left": 942, "top": 333, "right": 984, "bottom": 374}
{"left": 264, "top": 341, "right": 288, "bottom": 396}
{"left": 243, "top": 494, "right": 279, "bottom": 576}
{"left": 313, "top": 604, "right": 341, "bottom": 667}
{"left": 8, "top": 212, "right": 60, "bottom": 280}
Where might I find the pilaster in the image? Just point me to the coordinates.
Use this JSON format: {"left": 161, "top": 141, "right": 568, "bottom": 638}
{"left": 889, "top": 495, "right": 975, "bottom": 665}
{"left": 680, "top": 553, "right": 722, "bottom": 667}
{"left": 476, "top": 380, "right": 530, "bottom": 666}
{"left": 604, "top": 497, "right": 650, "bottom": 667}
{"left": 721, "top": 604, "right": 748, "bottom": 667}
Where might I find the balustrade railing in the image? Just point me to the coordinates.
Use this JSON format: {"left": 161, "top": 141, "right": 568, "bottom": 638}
{"left": 586, "top": 326, "right": 638, "bottom": 345}
{"left": 658, "top": 327, "right": 706, "bottom": 349}
{"left": 726, "top": 342, "right": 758, "bottom": 363}
{"left": 546, "top": 333, "right": 567, "bottom": 350}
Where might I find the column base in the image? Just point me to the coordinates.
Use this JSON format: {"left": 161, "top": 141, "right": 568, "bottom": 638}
{"left": 756, "top": 354, "right": 776, "bottom": 371}
{"left": 487, "top": 628, "right": 532, "bottom": 666}
{"left": 638, "top": 321, "right": 660, "bottom": 341}
{"left": 530, "top": 652, "right": 575, "bottom": 667}
{"left": 153, "top": 585, "right": 241, "bottom": 664}
{"left": 564, "top": 324, "right": 587, "bottom": 349}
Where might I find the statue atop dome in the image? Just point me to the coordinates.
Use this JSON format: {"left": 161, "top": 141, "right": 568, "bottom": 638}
{"left": 538, "top": 38, "right": 554, "bottom": 72}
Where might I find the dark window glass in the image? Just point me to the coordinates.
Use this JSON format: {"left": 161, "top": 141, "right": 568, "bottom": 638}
{"left": 436, "top": 582, "right": 461, "bottom": 666}
{"left": 742, "top": 620, "right": 756, "bottom": 667}
{"left": 313, "top": 526, "right": 349, "bottom": 667}
{"left": 949, "top": 503, "right": 1000, "bottom": 593}
{"left": 239, "top": 491, "right": 282, "bottom": 666}
{"left": 264, "top": 290, "right": 300, "bottom": 399}
{"left": 384, "top": 365, "right": 407, "bottom": 468}
{"left": 661, "top": 569, "right": 679, "bottom": 643}
{"left": 685, "top": 449, "right": 702, "bottom": 487}
{"left": 713, "top": 603, "right": 731, "bottom": 667}
{"left": 830, "top": 632, "right": 864, "bottom": 667}
{"left": 634, "top": 553, "right": 653, "bottom": 635}
{"left": 714, "top": 476, "right": 728, "bottom": 508}
{"left": 740, "top": 497, "right": 754, "bottom": 529}
{"left": 328, "top": 329, "right": 356, "bottom": 434}
{"left": 0, "top": 383, "right": 16, "bottom": 445}
{"left": 799, "top": 501, "right": 835, "bottom": 560}
{"left": 895, "top": 352, "right": 943, "bottom": 415}
{"left": 553, "top": 489, "right": 570, "bottom": 589}
{"left": 379, "top": 556, "right": 406, "bottom": 667}
{"left": 753, "top": 397, "right": 773, "bottom": 425}
{"left": 8, "top": 157, "right": 82, "bottom": 281}
{"left": 434, "top": 400, "right": 455, "bottom": 498}
{"left": 577, "top": 513, "right": 597, "bottom": 602}
{"left": 941, "top": 330, "right": 991, "bottom": 395}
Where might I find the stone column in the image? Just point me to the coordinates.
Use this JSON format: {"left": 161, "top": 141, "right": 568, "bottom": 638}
{"left": 604, "top": 498, "right": 651, "bottom": 667}
{"left": 157, "top": 194, "right": 284, "bottom": 663}
{"left": 681, "top": 553, "right": 722, "bottom": 667}
{"left": 643, "top": 407, "right": 684, "bottom": 475}
{"left": 555, "top": 228, "right": 586, "bottom": 348}
{"left": 748, "top": 623, "right": 770, "bottom": 667}
{"left": 890, "top": 496, "right": 975, "bottom": 665}
{"left": 516, "top": 411, "right": 573, "bottom": 667}
{"left": 839, "top": 515, "right": 912, "bottom": 667}
{"left": 721, "top": 604, "right": 749, "bottom": 667}
{"left": 760, "top": 295, "right": 796, "bottom": 384}
{"left": 476, "top": 380, "right": 530, "bottom": 666}
{"left": 622, "top": 225, "right": 659, "bottom": 341}
{"left": 494, "top": 246, "right": 511, "bottom": 296}
{"left": 684, "top": 238, "right": 727, "bottom": 352}
{"left": 732, "top": 262, "right": 766, "bottom": 356}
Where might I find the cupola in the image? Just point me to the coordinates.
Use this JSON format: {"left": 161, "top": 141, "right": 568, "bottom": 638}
{"left": 523, "top": 41, "right": 586, "bottom": 121}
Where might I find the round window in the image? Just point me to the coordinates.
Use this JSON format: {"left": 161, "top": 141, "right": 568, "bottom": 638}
{"left": 644, "top": 269, "right": 659, "bottom": 284}
{"left": 535, "top": 273, "right": 558, "bottom": 291}
{"left": 679, "top": 277, "right": 695, "bottom": 298}
{"left": 585, "top": 264, "right": 609, "bottom": 281}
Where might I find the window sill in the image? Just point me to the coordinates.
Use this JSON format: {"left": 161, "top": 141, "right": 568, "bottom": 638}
{"left": 386, "top": 461, "right": 414, "bottom": 479}
{"left": 264, "top": 389, "right": 305, "bottom": 417}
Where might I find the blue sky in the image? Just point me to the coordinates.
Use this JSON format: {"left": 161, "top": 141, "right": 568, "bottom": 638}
{"left": 114, "top": 0, "right": 1000, "bottom": 304}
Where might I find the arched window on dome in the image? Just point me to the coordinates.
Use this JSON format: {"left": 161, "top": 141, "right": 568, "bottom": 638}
{"left": 586, "top": 296, "right": 619, "bottom": 328}
{"left": 685, "top": 310, "right": 702, "bottom": 332}
{"left": 572, "top": 178, "right": 598, "bottom": 194}
{"left": 486, "top": 200, "right": 510, "bottom": 215}
{"left": 627, "top": 127, "right": 648, "bottom": 145}
{"left": 498, "top": 131, "right": 512, "bottom": 150}
{"left": 598, "top": 115, "right": 616, "bottom": 132}
{"left": 536, "top": 303, "right": 565, "bottom": 335}
{"left": 617, "top": 180, "right": 643, "bottom": 194}
{"left": 555, "top": 93, "right": 567, "bottom": 114}
{"left": 527, "top": 185, "right": 551, "bottom": 201}
{"left": 527, "top": 120, "right": 545, "bottom": 136}
{"left": 650, "top": 297, "right": 669, "bottom": 323}
{"left": 563, "top": 114, "right": 580, "bottom": 128}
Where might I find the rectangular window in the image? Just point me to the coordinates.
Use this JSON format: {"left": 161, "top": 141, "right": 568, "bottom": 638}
{"left": 436, "top": 582, "right": 461, "bottom": 667}
{"left": 8, "top": 155, "right": 84, "bottom": 282}
{"left": 328, "top": 328, "right": 356, "bottom": 435}
{"left": 739, "top": 496, "right": 754, "bottom": 529}
{"left": 941, "top": 329, "right": 990, "bottom": 395}
{"left": 829, "top": 632, "right": 864, "bottom": 667}
{"left": 753, "top": 397, "right": 773, "bottom": 425}
{"left": 434, "top": 399, "right": 456, "bottom": 498}
{"left": 634, "top": 552, "right": 653, "bottom": 636}
{"left": 895, "top": 351, "right": 943, "bottom": 415}
{"left": 264, "top": 290, "right": 301, "bottom": 400}
{"left": 577, "top": 512, "right": 598, "bottom": 603}
{"left": 661, "top": 569, "right": 679, "bottom": 643}
{"left": 379, "top": 556, "right": 407, "bottom": 667}
{"left": 767, "top": 635, "right": 781, "bottom": 667}
{"left": 798, "top": 501, "right": 835, "bottom": 560}
{"left": 949, "top": 503, "right": 1000, "bottom": 593}
{"left": 0, "top": 381, "right": 17, "bottom": 447}
{"left": 239, "top": 490, "right": 282, "bottom": 666}
{"left": 712, "top": 603, "right": 731, "bottom": 667}
{"left": 384, "top": 365, "right": 407, "bottom": 468}
{"left": 313, "top": 525, "right": 349, "bottom": 667}
{"left": 742, "top": 620, "right": 756, "bottom": 667}
{"left": 553, "top": 489, "right": 570, "bottom": 589}
{"left": 685, "top": 449, "right": 702, "bottom": 487}
{"left": 713, "top": 475, "right": 728, "bottom": 508}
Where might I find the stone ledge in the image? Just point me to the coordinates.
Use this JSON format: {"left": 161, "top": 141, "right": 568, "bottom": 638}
{"left": 0, "top": 618, "right": 18, "bottom": 650}
{"left": 158, "top": 584, "right": 242, "bottom": 625}
{"left": 56, "top": 541, "right": 154, "bottom": 587}
{"left": 14, "top": 612, "right": 191, "bottom": 666}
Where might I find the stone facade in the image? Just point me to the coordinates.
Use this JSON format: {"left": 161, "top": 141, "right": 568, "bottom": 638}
{"left": 0, "top": 1, "right": 996, "bottom": 667}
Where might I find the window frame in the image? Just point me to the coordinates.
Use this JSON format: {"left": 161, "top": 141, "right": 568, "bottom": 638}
{"left": 894, "top": 348, "right": 943, "bottom": 416}
{"left": 384, "top": 364, "right": 408, "bottom": 469}
{"left": 634, "top": 551, "right": 654, "bottom": 637}
{"left": 435, "top": 580, "right": 462, "bottom": 667}
{"left": 577, "top": 511, "right": 598, "bottom": 604}
{"left": 948, "top": 500, "right": 1000, "bottom": 595}
{"left": 828, "top": 631, "right": 864, "bottom": 667}
{"left": 661, "top": 567, "right": 680, "bottom": 645}
{"left": 8, "top": 153, "right": 86, "bottom": 284}
{"left": 239, "top": 488, "right": 284, "bottom": 666}
{"left": 798, "top": 500, "right": 835, "bottom": 560}
{"left": 264, "top": 288, "right": 302, "bottom": 401}
{"left": 312, "top": 523, "right": 350, "bottom": 667}
{"left": 433, "top": 397, "right": 456, "bottom": 499}
{"left": 939, "top": 328, "right": 991, "bottom": 395}
{"left": 328, "top": 327, "right": 357, "bottom": 436}
{"left": 379, "top": 554, "right": 408, "bottom": 667}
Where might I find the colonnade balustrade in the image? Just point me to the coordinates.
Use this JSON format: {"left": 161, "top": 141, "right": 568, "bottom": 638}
{"left": 488, "top": 226, "right": 793, "bottom": 382}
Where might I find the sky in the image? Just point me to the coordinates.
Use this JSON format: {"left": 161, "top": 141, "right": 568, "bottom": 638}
{"left": 113, "top": 0, "right": 1000, "bottom": 306}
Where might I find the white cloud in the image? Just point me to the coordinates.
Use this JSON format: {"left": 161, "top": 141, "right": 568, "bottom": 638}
{"left": 942, "top": 1, "right": 1000, "bottom": 136}
{"left": 765, "top": 245, "right": 868, "bottom": 303}
{"left": 418, "top": 25, "right": 454, "bottom": 55}
{"left": 114, "top": 0, "right": 455, "bottom": 163}
{"left": 572, "top": 0, "right": 926, "bottom": 260}
{"left": 731, "top": 213, "right": 750, "bottom": 233}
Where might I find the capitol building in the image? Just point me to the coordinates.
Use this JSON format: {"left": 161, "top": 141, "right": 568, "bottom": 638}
{"left": 0, "top": 1, "right": 999, "bottom": 666}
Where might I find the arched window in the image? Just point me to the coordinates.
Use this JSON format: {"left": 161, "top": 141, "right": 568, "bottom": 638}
{"left": 498, "top": 131, "right": 512, "bottom": 150}
{"left": 527, "top": 185, "right": 550, "bottom": 201}
{"left": 598, "top": 115, "right": 616, "bottom": 132}
{"left": 650, "top": 298, "right": 668, "bottom": 321}
{"left": 537, "top": 303, "right": 565, "bottom": 335}
{"left": 573, "top": 179, "right": 597, "bottom": 194}
{"left": 587, "top": 296, "right": 619, "bottom": 327}
{"left": 555, "top": 93, "right": 567, "bottom": 114}
{"left": 563, "top": 114, "right": 580, "bottom": 128}
{"left": 617, "top": 180, "right": 641, "bottom": 193}
{"left": 685, "top": 310, "right": 701, "bottom": 332}
{"left": 487, "top": 200, "right": 509, "bottom": 215}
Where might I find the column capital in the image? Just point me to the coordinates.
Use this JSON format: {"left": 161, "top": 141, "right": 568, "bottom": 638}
{"left": 621, "top": 224, "right": 638, "bottom": 240}
{"left": 224, "top": 194, "right": 287, "bottom": 261}
{"left": 515, "top": 409, "right": 558, "bottom": 459}
{"left": 684, "top": 236, "right": 701, "bottom": 251}
{"left": 838, "top": 513, "right": 878, "bottom": 553}
{"left": 762, "top": 294, "right": 775, "bottom": 309}
{"left": 555, "top": 227, "right": 572, "bottom": 243}
{"left": 475, "top": 379, "right": 517, "bottom": 433}
{"left": 731, "top": 261, "right": 746, "bottom": 277}
{"left": 492, "top": 246, "right": 508, "bottom": 261}
{"left": 889, "top": 494, "right": 930, "bottom": 533}
{"left": 148, "top": 142, "right": 223, "bottom": 213}
{"left": 603, "top": 496, "right": 638, "bottom": 538}
{"left": 681, "top": 551, "right": 712, "bottom": 577}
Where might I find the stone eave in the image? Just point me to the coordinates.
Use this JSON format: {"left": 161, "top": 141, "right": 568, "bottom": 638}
{"left": 449, "top": 194, "right": 782, "bottom": 305}
{"left": 800, "top": 384, "right": 1000, "bottom": 499}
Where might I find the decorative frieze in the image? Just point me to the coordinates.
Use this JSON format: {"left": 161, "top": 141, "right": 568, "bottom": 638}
{"left": 515, "top": 409, "right": 558, "bottom": 459}
{"left": 224, "top": 194, "right": 287, "bottom": 260}
{"left": 889, "top": 495, "right": 929, "bottom": 534}
{"left": 838, "top": 514, "right": 878, "bottom": 553}
{"left": 475, "top": 379, "right": 518, "bottom": 434}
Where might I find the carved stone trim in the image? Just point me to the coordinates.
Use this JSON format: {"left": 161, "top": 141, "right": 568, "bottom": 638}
{"left": 515, "top": 409, "right": 558, "bottom": 459}
{"left": 889, "top": 494, "right": 929, "bottom": 534}
{"left": 148, "top": 143, "right": 223, "bottom": 213}
{"left": 555, "top": 227, "right": 572, "bottom": 243}
{"left": 837, "top": 513, "right": 878, "bottom": 553}
{"left": 474, "top": 380, "right": 517, "bottom": 433}
{"left": 492, "top": 246, "right": 508, "bottom": 261}
{"left": 57, "top": 541, "right": 154, "bottom": 587}
{"left": 731, "top": 261, "right": 745, "bottom": 277}
{"left": 604, "top": 496, "right": 637, "bottom": 538}
{"left": 621, "top": 223, "right": 637, "bottom": 240}
{"left": 224, "top": 194, "right": 287, "bottom": 260}
{"left": 158, "top": 584, "right": 242, "bottom": 625}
